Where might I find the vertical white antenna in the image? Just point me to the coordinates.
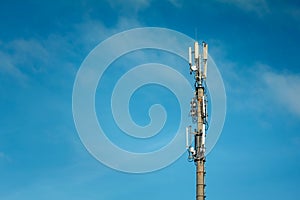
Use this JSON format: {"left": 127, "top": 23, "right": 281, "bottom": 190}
{"left": 186, "top": 126, "right": 193, "bottom": 149}
{"left": 202, "top": 96, "right": 206, "bottom": 117}
{"left": 186, "top": 127, "right": 189, "bottom": 149}
{"left": 202, "top": 42, "right": 208, "bottom": 79}
{"left": 202, "top": 124, "right": 206, "bottom": 146}
{"left": 203, "top": 42, "right": 208, "bottom": 60}
{"left": 194, "top": 42, "right": 199, "bottom": 60}
{"left": 189, "top": 127, "right": 192, "bottom": 148}
{"left": 189, "top": 47, "right": 192, "bottom": 66}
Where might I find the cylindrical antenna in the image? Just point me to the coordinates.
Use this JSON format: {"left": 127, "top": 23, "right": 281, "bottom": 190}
{"left": 189, "top": 47, "right": 192, "bottom": 66}
{"left": 203, "top": 42, "right": 208, "bottom": 79}
{"left": 186, "top": 127, "right": 189, "bottom": 149}
{"left": 203, "top": 62, "right": 207, "bottom": 79}
{"left": 194, "top": 42, "right": 199, "bottom": 60}
{"left": 189, "top": 127, "right": 193, "bottom": 148}
{"left": 202, "top": 96, "right": 206, "bottom": 117}
{"left": 203, "top": 42, "right": 208, "bottom": 60}
{"left": 201, "top": 124, "right": 206, "bottom": 146}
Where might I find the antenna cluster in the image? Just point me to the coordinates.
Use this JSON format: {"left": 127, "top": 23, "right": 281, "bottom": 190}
{"left": 186, "top": 41, "right": 209, "bottom": 162}
{"left": 189, "top": 42, "right": 208, "bottom": 82}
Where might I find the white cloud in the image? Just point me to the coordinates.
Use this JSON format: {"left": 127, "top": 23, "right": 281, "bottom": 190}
{"left": 0, "top": 38, "right": 51, "bottom": 83}
{"left": 263, "top": 71, "right": 300, "bottom": 116}
{"left": 0, "top": 15, "right": 143, "bottom": 85}
{"left": 0, "top": 151, "right": 11, "bottom": 162}
{"left": 106, "top": 0, "right": 151, "bottom": 15}
{"left": 9, "top": 39, "right": 49, "bottom": 61}
{"left": 219, "top": 59, "right": 300, "bottom": 118}
{"left": 215, "top": 0, "right": 270, "bottom": 16}
{"left": 168, "top": 0, "right": 183, "bottom": 8}
{"left": 108, "top": 0, "right": 184, "bottom": 10}
{"left": 287, "top": 6, "right": 300, "bottom": 20}
{"left": 0, "top": 51, "right": 28, "bottom": 81}
{"left": 281, "top": 3, "right": 300, "bottom": 27}
{"left": 74, "top": 16, "right": 143, "bottom": 53}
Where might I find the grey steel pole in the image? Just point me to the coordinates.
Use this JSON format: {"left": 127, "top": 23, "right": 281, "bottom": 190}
{"left": 196, "top": 160, "right": 205, "bottom": 200}
{"left": 196, "top": 84, "right": 205, "bottom": 200}
{"left": 187, "top": 41, "right": 208, "bottom": 200}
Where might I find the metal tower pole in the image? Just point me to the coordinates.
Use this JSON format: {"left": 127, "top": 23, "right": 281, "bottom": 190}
{"left": 196, "top": 160, "right": 205, "bottom": 200}
{"left": 187, "top": 41, "right": 208, "bottom": 200}
{"left": 196, "top": 86, "right": 205, "bottom": 200}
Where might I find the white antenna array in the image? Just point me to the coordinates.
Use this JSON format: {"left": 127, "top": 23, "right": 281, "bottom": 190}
{"left": 186, "top": 41, "right": 208, "bottom": 156}
{"left": 188, "top": 41, "right": 208, "bottom": 80}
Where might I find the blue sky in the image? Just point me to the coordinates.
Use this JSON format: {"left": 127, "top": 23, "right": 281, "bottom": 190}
{"left": 0, "top": 0, "right": 300, "bottom": 199}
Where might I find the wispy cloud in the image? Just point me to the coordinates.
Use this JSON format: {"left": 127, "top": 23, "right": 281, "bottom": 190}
{"left": 0, "top": 161, "right": 111, "bottom": 200}
{"left": 0, "top": 15, "right": 143, "bottom": 86}
{"left": 105, "top": 0, "right": 151, "bottom": 15}
{"left": 0, "top": 38, "right": 52, "bottom": 84}
{"left": 0, "top": 151, "right": 11, "bottom": 162}
{"left": 281, "top": 3, "right": 300, "bottom": 27}
{"left": 75, "top": 17, "right": 142, "bottom": 50}
{"left": 263, "top": 71, "right": 300, "bottom": 116}
{"left": 219, "top": 59, "right": 300, "bottom": 118}
{"left": 0, "top": 51, "right": 28, "bottom": 82}
{"left": 214, "top": 0, "right": 300, "bottom": 27}
{"left": 215, "top": 0, "right": 270, "bottom": 16}
{"left": 168, "top": 0, "right": 183, "bottom": 8}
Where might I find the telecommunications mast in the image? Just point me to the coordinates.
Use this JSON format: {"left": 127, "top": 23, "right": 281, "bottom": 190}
{"left": 186, "top": 41, "right": 208, "bottom": 200}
